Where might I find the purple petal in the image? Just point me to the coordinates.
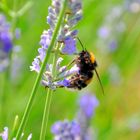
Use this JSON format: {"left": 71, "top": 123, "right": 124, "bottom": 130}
{"left": 30, "top": 58, "right": 40, "bottom": 73}
{"left": 98, "top": 26, "right": 110, "bottom": 39}
{"left": 56, "top": 79, "right": 70, "bottom": 87}
{"left": 0, "top": 127, "right": 8, "bottom": 140}
{"left": 38, "top": 47, "right": 46, "bottom": 61}
{"left": 79, "top": 94, "right": 99, "bottom": 118}
{"left": 62, "top": 37, "right": 77, "bottom": 55}
{"left": 39, "top": 30, "right": 51, "bottom": 49}
{"left": 51, "top": 121, "right": 63, "bottom": 134}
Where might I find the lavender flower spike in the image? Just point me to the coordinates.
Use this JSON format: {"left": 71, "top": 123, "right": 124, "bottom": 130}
{"left": 30, "top": 0, "right": 82, "bottom": 72}
{"left": 79, "top": 93, "right": 99, "bottom": 118}
{"left": 51, "top": 120, "right": 81, "bottom": 140}
{"left": 76, "top": 93, "right": 99, "bottom": 140}
{"left": 0, "top": 14, "right": 13, "bottom": 72}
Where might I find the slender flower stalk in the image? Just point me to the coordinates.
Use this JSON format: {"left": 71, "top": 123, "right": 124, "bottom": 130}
{"left": 40, "top": 43, "right": 60, "bottom": 139}
{"left": 10, "top": 115, "right": 19, "bottom": 139}
{"left": 15, "top": 0, "right": 68, "bottom": 139}
{"left": 39, "top": 89, "right": 53, "bottom": 140}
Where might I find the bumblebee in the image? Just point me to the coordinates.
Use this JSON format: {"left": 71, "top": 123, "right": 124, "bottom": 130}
{"left": 46, "top": 38, "right": 104, "bottom": 93}
{"left": 67, "top": 50, "right": 96, "bottom": 89}
{"left": 66, "top": 38, "right": 104, "bottom": 94}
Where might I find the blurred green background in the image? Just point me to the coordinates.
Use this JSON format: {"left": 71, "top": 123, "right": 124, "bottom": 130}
{"left": 0, "top": 0, "right": 140, "bottom": 139}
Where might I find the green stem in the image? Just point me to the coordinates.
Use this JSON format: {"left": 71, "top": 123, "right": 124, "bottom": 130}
{"left": 0, "top": 72, "right": 9, "bottom": 125}
{"left": 15, "top": 0, "right": 67, "bottom": 139}
{"left": 10, "top": 115, "right": 19, "bottom": 139}
{"left": 39, "top": 43, "right": 60, "bottom": 140}
{"left": 39, "top": 89, "right": 53, "bottom": 140}
{"left": 16, "top": 1, "right": 33, "bottom": 17}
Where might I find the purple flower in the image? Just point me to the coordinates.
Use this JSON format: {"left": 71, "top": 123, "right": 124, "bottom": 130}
{"left": 58, "top": 0, "right": 82, "bottom": 42}
{"left": 42, "top": 58, "right": 79, "bottom": 90}
{"left": 108, "top": 39, "right": 118, "bottom": 52}
{"left": 68, "top": 11, "right": 82, "bottom": 27}
{"left": 98, "top": 26, "right": 110, "bottom": 39}
{"left": 39, "top": 30, "right": 52, "bottom": 49}
{"left": 79, "top": 93, "right": 99, "bottom": 118}
{"left": 57, "top": 63, "right": 79, "bottom": 81}
{"left": 30, "top": 58, "right": 40, "bottom": 73}
{"left": 70, "top": 30, "right": 78, "bottom": 37}
{"left": 51, "top": 120, "right": 81, "bottom": 140}
{"left": 38, "top": 47, "right": 46, "bottom": 62}
{"left": 0, "top": 127, "right": 8, "bottom": 140}
{"left": 15, "top": 28, "right": 21, "bottom": 39}
{"left": 11, "top": 46, "right": 24, "bottom": 81}
{"left": 125, "top": 0, "right": 140, "bottom": 13}
{"left": 0, "top": 14, "right": 13, "bottom": 53}
{"left": 69, "top": 0, "right": 82, "bottom": 14}
{"left": 56, "top": 79, "right": 70, "bottom": 87}
{"left": 97, "top": 5, "right": 126, "bottom": 54}
{"left": 0, "top": 14, "right": 13, "bottom": 72}
{"left": 62, "top": 37, "right": 77, "bottom": 54}
{"left": 75, "top": 93, "right": 99, "bottom": 140}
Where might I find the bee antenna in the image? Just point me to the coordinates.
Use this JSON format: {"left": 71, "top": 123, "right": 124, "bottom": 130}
{"left": 77, "top": 37, "right": 85, "bottom": 50}
{"left": 95, "top": 68, "right": 104, "bottom": 95}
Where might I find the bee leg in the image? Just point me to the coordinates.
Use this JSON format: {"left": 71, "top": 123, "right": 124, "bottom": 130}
{"left": 66, "top": 59, "right": 76, "bottom": 68}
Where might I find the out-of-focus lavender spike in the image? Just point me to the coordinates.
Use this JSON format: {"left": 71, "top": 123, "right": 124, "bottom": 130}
{"left": 97, "top": 5, "right": 126, "bottom": 54}
{"left": 0, "top": 14, "right": 13, "bottom": 72}
{"left": 76, "top": 93, "right": 99, "bottom": 140}
{"left": 98, "top": 26, "right": 110, "bottom": 39}
{"left": 79, "top": 93, "right": 99, "bottom": 118}
{"left": 125, "top": 0, "right": 140, "bottom": 13}
{"left": 51, "top": 120, "right": 81, "bottom": 140}
{"left": 15, "top": 28, "right": 21, "bottom": 39}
